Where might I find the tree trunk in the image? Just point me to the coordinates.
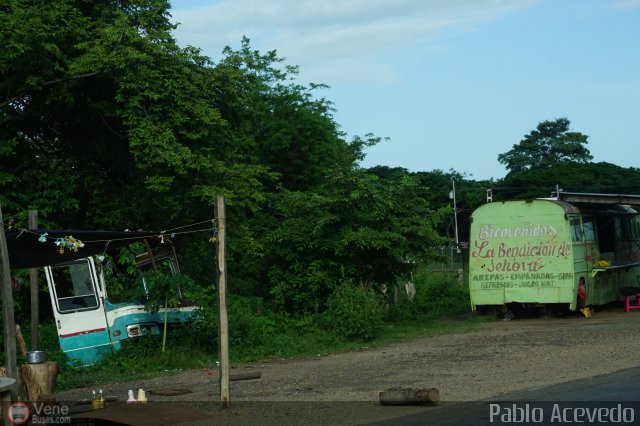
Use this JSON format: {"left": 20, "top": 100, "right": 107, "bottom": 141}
{"left": 19, "top": 362, "right": 58, "bottom": 402}
{"left": 379, "top": 387, "right": 440, "bottom": 406}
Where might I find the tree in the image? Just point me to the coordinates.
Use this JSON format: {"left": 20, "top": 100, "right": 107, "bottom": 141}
{"left": 0, "top": 1, "right": 275, "bottom": 230}
{"left": 261, "top": 169, "right": 449, "bottom": 313}
{"left": 497, "top": 118, "right": 592, "bottom": 176}
{"left": 1, "top": 0, "right": 451, "bottom": 319}
{"left": 495, "top": 162, "right": 640, "bottom": 201}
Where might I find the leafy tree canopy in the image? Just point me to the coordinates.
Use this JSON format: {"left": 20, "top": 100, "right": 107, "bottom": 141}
{"left": 494, "top": 162, "right": 640, "bottom": 201}
{"left": 497, "top": 118, "right": 593, "bottom": 176}
{"left": 1, "top": 0, "right": 450, "bottom": 316}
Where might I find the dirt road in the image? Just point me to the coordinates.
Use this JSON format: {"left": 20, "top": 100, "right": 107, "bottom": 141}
{"left": 57, "top": 308, "right": 640, "bottom": 424}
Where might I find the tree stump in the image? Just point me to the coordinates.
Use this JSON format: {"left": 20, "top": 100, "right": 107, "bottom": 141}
{"left": 379, "top": 387, "right": 440, "bottom": 406}
{"left": 19, "top": 362, "right": 58, "bottom": 402}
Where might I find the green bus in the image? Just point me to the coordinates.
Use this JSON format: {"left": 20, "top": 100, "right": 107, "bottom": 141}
{"left": 469, "top": 193, "right": 640, "bottom": 313}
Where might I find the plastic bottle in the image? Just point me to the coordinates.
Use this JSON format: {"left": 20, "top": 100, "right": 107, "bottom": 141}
{"left": 127, "top": 389, "right": 137, "bottom": 404}
{"left": 98, "top": 389, "right": 105, "bottom": 409}
{"left": 91, "top": 390, "right": 100, "bottom": 410}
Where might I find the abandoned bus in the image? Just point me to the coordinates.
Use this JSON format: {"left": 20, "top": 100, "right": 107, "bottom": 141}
{"left": 44, "top": 243, "right": 195, "bottom": 365}
{"left": 5, "top": 229, "right": 197, "bottom": 365}
{"left": 469, "top": 192, "right": 640, "bottom": 313}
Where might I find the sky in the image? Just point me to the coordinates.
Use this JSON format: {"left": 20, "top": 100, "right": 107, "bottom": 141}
{"left": 169, "top": 0, "right": 640, "bottom": 181}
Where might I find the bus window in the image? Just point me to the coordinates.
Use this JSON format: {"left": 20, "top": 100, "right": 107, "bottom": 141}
{"left": 597, "top": 216, "right": 616, "bottom": 253}
{"left": 615, "top": 216, "right": 635, "bottom": 241}
{"left": 138, "top": 258, "right": 176, "bottom": 276}
{"left": 50, "top": 259, "right": 99, "bottom": 312}
{"left": 583, "top": 217, "right": 595, "bottom": 241}
{"left": 138, "top": 258, "right": 182, "bottom": 299}
{"left": 569, "top": 216, "right": 582, "bottom": 241}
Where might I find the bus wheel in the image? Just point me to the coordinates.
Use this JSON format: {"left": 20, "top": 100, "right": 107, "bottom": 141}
{"left": 476, "top": 305, "right": 500, "bottom": 317}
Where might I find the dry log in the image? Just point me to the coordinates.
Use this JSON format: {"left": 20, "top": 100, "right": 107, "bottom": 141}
{"left": 213, "top": 370, "right": 262, "bottom": 383}
{"left": 379, "top": 387, "right": 440, "bottom": 406}
{"left": 230, "top": 371, "right": 262, "bottom": 381}
{"left": 19, "top": 361, "right": 58, "bottom": 402}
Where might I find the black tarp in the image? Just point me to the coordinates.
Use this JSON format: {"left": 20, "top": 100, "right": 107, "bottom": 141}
{"left": 5, "top": 228, "right": 163, "bottom": 269}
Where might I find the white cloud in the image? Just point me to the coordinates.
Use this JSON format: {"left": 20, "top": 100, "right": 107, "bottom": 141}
{"left": 614, "top": 0, "right": 640, "bottom": 10}
{"left": 171, "top": 0, "right": 538, "bottom": 84}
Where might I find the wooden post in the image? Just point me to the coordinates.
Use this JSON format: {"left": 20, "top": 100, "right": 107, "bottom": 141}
{"left": 0, "top": 204, "right": 18, "bottom": 395}
{"left": 216, "top": 195, "right": 230, "bottom": 409}
{"left": 29, "top": 210, "right": 39, "bottom": 351}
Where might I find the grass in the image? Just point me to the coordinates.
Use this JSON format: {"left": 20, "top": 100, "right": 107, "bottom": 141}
{"left": 53, "top": 311, "right": 492, "bottom": 391}
{"left": 8, "top": 270, "right": 480, "bottom": 392}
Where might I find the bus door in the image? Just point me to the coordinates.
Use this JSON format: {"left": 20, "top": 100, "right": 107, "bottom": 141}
{"left": 45, "top": 257, "right": 113, "bottom": 365}
{"left": 580, "top": 216, "right": 598, "bottom": 304}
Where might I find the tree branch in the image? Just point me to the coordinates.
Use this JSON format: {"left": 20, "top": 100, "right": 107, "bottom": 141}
{"left": 1, "top": 71, "right": 101, "bottom": 109}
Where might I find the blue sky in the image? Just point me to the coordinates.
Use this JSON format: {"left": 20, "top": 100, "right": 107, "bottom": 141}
{"left": 170, "top": 0, "right": 640, "bottom": 181}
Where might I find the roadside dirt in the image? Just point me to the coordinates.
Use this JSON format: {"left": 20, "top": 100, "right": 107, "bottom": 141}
{"left": 56, "top": 307, "right": 640, "bottom": 424}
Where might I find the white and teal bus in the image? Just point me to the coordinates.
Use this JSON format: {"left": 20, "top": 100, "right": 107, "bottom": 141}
{"left": 44, "top": 243, "right": 195, "bottom": 365}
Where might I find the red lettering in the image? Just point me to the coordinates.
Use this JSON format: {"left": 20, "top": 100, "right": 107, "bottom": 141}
{"left": 486, "top": 259, "right": 544, "bottom": 272}
{"left": 472, "top": 240, "right": 494, "bottom": 258}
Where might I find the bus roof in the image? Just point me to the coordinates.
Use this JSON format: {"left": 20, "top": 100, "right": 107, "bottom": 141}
{"left": 555, "top": 192, "right": 640, "bottom": 206}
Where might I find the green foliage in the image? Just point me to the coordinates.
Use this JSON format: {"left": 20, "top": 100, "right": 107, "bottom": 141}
{"left": 191, "top": 293, "right": 279, "bottom": 353}
{"left": 1, "top": 0, "right": 450, "bottom": 324}
{"left": 386, "top": 271, "right": 470, "bottom": 322}
{"left": 101, "top": 243, "right": 146, "bottom": 303}
{"left": 140, "top": 272, "right": 195, "bottom": 313}
{"left": 498, "top": 118, "right": 592, "bottom": 176}
{"left": 263, "top": 169, "right": 449, "bottom": 313}
{"left": 495, "top": 162, "right": 640, "bottom": 201}
{"left": 5, "top": 285, "right": 478, "bottom": 391}
{"left": 324, "top": 283, "right": 384, "bottom": 342}
{"left": 226, "top": 296, "right": 278, "bottom": 351}
{"left": 56, "top": 324, "right": 208, "bottom": 390}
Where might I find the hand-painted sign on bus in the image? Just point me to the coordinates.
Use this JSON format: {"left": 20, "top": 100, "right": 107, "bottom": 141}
{"left": 469, "top": 194, "right": 640, "bottom": 312}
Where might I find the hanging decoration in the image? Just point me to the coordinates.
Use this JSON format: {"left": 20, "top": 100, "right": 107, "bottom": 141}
{"left": 54, "top": 235, "right": 85, "bottom": 254}
{"left": 5, "top": 218, "right": 216, "bottom": 257}
{"left": 209, "top": 221, "right": 217, "bottom": 243}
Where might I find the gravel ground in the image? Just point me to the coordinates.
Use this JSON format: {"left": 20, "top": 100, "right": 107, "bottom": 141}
{"left": 56, "top": 307, "right": 640, "bottom": 425}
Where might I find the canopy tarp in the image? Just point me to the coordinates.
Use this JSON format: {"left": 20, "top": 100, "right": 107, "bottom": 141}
{"left": 4, "top": 228, "right": 162, "bottom": 269}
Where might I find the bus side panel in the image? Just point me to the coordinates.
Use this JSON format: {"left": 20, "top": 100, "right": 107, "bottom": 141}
{"left": 58, "top": 331, "right": 113, "bottom": 365}
{"left": 104, "top": 304, "right": 196, "bottom": 344}
{"left": 469, "top": 200, "right": 575, "bottom": 309}
{"left": 591, "top": 267, "right": 640, "bottom": 305}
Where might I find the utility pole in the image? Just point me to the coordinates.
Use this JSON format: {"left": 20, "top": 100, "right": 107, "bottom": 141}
{"left": 450, "top": 178, "right": 459, "bottom": 249}
{"left": 216, "top": 195, "right": 229, "bottom": 409}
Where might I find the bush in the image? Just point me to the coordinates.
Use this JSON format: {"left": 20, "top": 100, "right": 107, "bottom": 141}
{"left": 190, "top": 293, "right": 279, "bottom": 352}
{"left": 386, "top": 270, "right": 469, "bottom": 322}
{"left": 324, "top": 283, "right": 384, "bottom": 341}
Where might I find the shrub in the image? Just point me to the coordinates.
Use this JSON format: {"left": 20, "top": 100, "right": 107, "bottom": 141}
{"left": 324, "top": 283, "right": 384, "bottom": 341}
{"left": 386, "top": 270, "right": 469, "bottom": 322}
{"left": 190, "top": 293, "right": 279, "bottom": 352}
